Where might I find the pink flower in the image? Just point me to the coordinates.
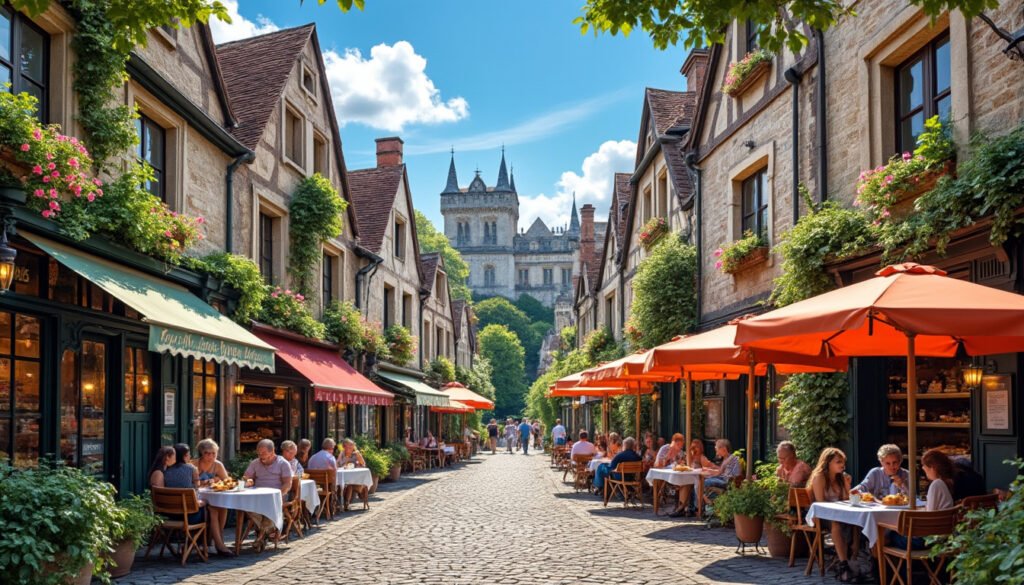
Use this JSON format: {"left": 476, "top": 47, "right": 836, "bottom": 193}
{"left": 902, "top": 152, "right": 912, "bottom": 161}
{"left": 853, "top": 198, "right": 861, "bottom": 206}
{"left": 51, "top": 171, "right": 59, "bottom": 178}
{"left": 32, "top": 129, "right": 41, "bottom": 140}
{"left": 56, "top": 135, "right": 66, "bottom": 142}
{"left": 884, "top": 175, "right": 894, "bottom": 184}
{"left": 45, "top": 152, "right": 53, "bottom": 160}
{"left": 70, "top": 184, "right": 82, "bottom": 196}
{"left": 49, "top": 200, "right": 60, "bottom": 210}
{"left": 32, "top": 165, "right": 42, "bottom": 175}
{"left": 19, "top": 143, "right": 29, "bottom": 152}
{"left": 92, "top": 178, "right": 103, "bottom": 186}
{"left": 713, "top": 248, "right": 723, "bottom": 258}
{"left": 48, "top": 189, "right": 57, "bottom": 199}
{"left": 33, "top": 189, "right": 43, "bottom": 197}
{"left": 41, "top": 209, "right": 52, "bottom": 218}
{"left": 881, "top": 209, "right": 891, "bottom": 218}
{"left": 285, "top": 289, "right": 292, "bottom": 295}
{"left": 296, "top": 294, "right": 305, "bottom": 301}
{"left": 271, "top": 292, "right": 279, "bottom": 299}
{"left": 196, "top": 217, "right": 205, "bottom": 225}
{"left": 876, "top": 166, "right": 885, "bottom": 172}
{"left": 68, "top": 157, "right": 79, "bottom": 168}
{"left": 96, "top": 189, "right": 103, "bottom": 196}
{"left": 164, "top": 230, "right": 173, "bottom": 238}
{"left": 86, "top": 193, "right": 95, "bottom": 202}
{"left": 46, "top": 162, "right": 55, "bottom": 171}
{"left": 70, "top": 137, "right": 78, "bottom": 145}
{"left": 42, "top": 176, "right": 50, "bottom": 183}
{"left": 715, "top": 260, "right": 723, "bottom": 270}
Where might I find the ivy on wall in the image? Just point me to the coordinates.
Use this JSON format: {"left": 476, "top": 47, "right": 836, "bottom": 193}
{"left": 625, "top": 234, "right": 698, "bottom": 349}
{"left": 288, "top": 173, "right": 347, "bottom": 298}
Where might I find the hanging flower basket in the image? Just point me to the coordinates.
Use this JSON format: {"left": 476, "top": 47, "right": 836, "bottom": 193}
{"left": 638, "top": 216, "right": 669, "bottom": 250}
{"left": 722, "top": 50, "right": 773, "bottom": 97}
{"left": 717, "top": 230, "right": 769, "bottom": 274}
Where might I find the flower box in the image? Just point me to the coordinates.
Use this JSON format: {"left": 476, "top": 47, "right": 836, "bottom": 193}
{"left": 723, "top": 51, "right": 772, "bottom": 98}
{"left": 723, "top": 246, "right": 769, "bottom": 274}
{"left": 639, "top": 217, "right": 669, "bottom": 250}
{"left": 891, "top": 159, "right": 956, "bottom": 205}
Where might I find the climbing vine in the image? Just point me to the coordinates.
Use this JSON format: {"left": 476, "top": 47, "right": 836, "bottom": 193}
{"left": 625, "top": 234, "right": 697, "bottom": 349}
{"left": 182, "top": 252, "right": 267, "bottom": 324}
{"left": 288, "top": 173, "right": 347, "bottom": 298}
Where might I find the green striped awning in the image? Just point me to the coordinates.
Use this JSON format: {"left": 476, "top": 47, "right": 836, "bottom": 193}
{"left": 25, "top": 233, "right": 275, "bottom": 371}
{"left": 376, "top": 371, "right": 450, "bottom": 407}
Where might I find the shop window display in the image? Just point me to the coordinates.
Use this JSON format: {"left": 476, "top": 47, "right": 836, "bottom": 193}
{"left": 0, "top": 311, "right": 42, "bottom": 467}
{"left": 192, "top": 359, "right": 219, "bottom": 446}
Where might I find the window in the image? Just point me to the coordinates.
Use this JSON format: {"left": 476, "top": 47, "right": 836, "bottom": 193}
{"left": 741, "top": 169, "right": 768, "bottom": 241}
{"left": 313, "top": 133, "right": 328, "bottom": 176}
{"left": 518, "top": 268, "right": 529, "bottom": 287}
{"left": 0, "top": 312, "right": 41, "bottom": 468}
{"left": 192, "top": 359, "right": 218, "bottom": 446}
{"left": 895, "top": 34, "right": 951, "bottom": 154}
{"left": 484, "top": 266, "right": 496, "bottom": 287}
{"left": 259, "top": 213, "right": 275, "bottom": 283}
{"left": 284, "top": 106, "right": 304, "bottom": 167}
{"left": 605, "top": 296, "right": 614, "bottom": 330}
{"left": 326, "top": 401, "right": 347, "bottom": 441}
{"left": 543, "top": 268, "right": 553, "bottom": 286}
{"left": 436, "top": 326, "right": 443, "bottom": 359}
{"left": 301, "top": 64, "right": 317, "bottom": 98}
{"left": 457, "top": 221, "right": 471, "bottom": 246}
{"left": 484, "top": 221, "right": 497, "bottom": 245}
{"left": 383, "top": 285, "right": 394, "bottom": 328}
{"left": 402, "top": 293, "right": 412, "bottom": 328}
{"left": 562, "top": 268, "right": 571, "bottom": 287}
{"left": 658, "top": 173, "right": 669, "bottom": 219}
{"left": 745, "top": 19, "right": 760, "bottom": 52}
{"left": 394, "top": 218, "right": 406, "bottom": 258}
{"left": 643, "top": 187, "right": 653, "bottom": 223}
{"left": 322, "top": 252, "right": 335, "bottom": 303}
{"left": 124, "top": 346, "right": 151, "bottom": 414}
{"left": 0, "top": 9, "right": 49, "bottom": 121}
{"left": 135, "top": 114, "right": 166, "bottom": 201}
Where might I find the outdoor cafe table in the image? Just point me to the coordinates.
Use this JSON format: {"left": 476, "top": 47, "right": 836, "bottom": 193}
{"left": 299, "top": 478, "right": 320, "bottom": 515}
{"left": 588, "top": 458, "right": 611, "bottom": 473}
{"left": 198, "top": 486, "right": 283, "bottom": 554}
{"left": 806, "top": 500, "right": 925, "bottom": 548}
{"left": 645, "top": 468, "right": 704, "bottom": 517}
{"left": 335, "top": 466, "right": 374, "bottom": 489}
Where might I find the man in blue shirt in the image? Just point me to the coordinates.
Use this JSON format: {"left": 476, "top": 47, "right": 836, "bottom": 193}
{"left": 518, "top": 419, "right": 532, "bottom": 455}
{"left": 594, "top": 436, "right": 643, "bottom": 493}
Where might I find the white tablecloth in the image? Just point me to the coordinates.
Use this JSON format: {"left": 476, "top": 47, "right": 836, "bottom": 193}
{"left": 645, "top": 468, "right": 702, "bottom": 487}
{"left": 587, "top": 458, "right": 611, "bottom": 472}
{"left": 806, "top": 500, "right": 923, "bottom": 548}
{"left": 299, "top": 478, "right": 320, "bottom": 514}
{"left": 443, "top": 446, "right": 455, "bottom": 455}
{"left": 198, "top": 487, "right": 284, "bottom": 531}
{"left": 336, "top": 467, "right": 374, "bottom": 488}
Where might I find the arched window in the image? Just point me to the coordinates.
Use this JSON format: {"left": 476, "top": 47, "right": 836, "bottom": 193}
{"left": 484, "top": 222, "right": 490, "bottom": 244}
{"left": 484, "top": 265, "right": 496, "bottom": 287}
{"left": 457, "top": 223, "right": 464, "bottom": 245}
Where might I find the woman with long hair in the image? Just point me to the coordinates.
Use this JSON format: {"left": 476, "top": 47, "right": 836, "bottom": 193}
{"left": 148, "top": 445, "right": 175, "bottom": 488}
{"left": 194, "top": 439, "right": 234, "bottom": 556}
{"left": 809, "top": 448, "right": 856, "bottom": 582}
{"left": 888, "top": 449, "right": 957, "bottom": 550}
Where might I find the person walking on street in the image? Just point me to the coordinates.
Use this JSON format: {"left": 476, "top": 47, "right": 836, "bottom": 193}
{"left": 532, "top": 419, "right": 542, "bottom": 450}
{"left": 504, "top": 419, "right": 517, "bottom": 454}
{"left": 486, "top": 418, "right": 499, "bottom": 454}
{"left": 518, "top": 418, "right": 532, "bottom": 455}
{"left": 551, "top": 419, "right": 567, "bottom": 446}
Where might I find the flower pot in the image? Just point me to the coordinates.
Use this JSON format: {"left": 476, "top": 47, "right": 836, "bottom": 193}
{"left": 733, "top": 513, "right": 765, "bottom": 544}
{"left": 68, "top": 561, "right": 93, "bottom": 585}
{"left": 725, "top": 59, "right": 771, "bottom": 97}
{"left": 723, "top": 246, "right": 769, "bottom": 274}
{"left": 108, "top": 539, "right": 138, "bottom": 578}
{"left": 765, "top": 522, "right": 790, "bottom": 558}
{"left": 369, "top": 473, "right": 379, "bottom": 494}
{"left": 41, "top": 556, "right": 93, "bottom": 585}
{"left": 388, "top": 464, "right": 402, "bottom": 482}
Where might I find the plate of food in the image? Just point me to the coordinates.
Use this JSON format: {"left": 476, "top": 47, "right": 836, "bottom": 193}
{"left": 211, "top": 477, "right": 239, "bottom": 492}
{"left": 859, "top": 492, "right": 876, "bottom": 503}
{"left": 672, "top": 464, "right": 693, "bottom": 472}
{"left": 882, "top": 494, "right": 909, "bottom": 506}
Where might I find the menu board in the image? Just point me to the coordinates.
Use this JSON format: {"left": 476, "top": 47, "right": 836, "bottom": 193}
{"left": 982, "top": 374, "right": 1013, "bottom": 435}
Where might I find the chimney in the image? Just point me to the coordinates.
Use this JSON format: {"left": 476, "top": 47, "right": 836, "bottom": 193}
{"left": 375, "top": 136, "right": 404, "bottom": 167}
{"left": 580, "top": 203, "right": 596, "bottom": 263}
{"left": 680, "top": 49, "right": 709, "bottom": 97}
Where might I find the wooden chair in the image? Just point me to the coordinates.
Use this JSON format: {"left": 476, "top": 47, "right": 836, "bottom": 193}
{"left": 306, "top": 469, "right": 336, "bottom": 523}
{"left": 604, "top": 461, "right": 645, "bottom": 509}
{"left": 146, "top": 487, "right": 208, "bottom": 566}
{"left": 280, "top": 476, "right": 304, "bottom": 543}
{"left": 550, "top": 445, "right": 567, "bottom": 468}
{"left": 879, "top": 508, "right": 959, "bottom": 585}
{"left": 785, "top": 487, "right": 825, "bottom": 576}
{"left": 408, "top": 447, "right": 429, "bottom": 472}
{"left": 571, "top": 454, "right": 595, "bottom": 492}
{"left": 959, "top": 492, "right": 999, "bottom": 513}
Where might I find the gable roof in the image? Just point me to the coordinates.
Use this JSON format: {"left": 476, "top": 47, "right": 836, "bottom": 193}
{"left": 524, "top": 217, "right": 551, "bottom": 239}
{"left": 646, "top": 88, "right": 693, "bottom": 136}
{"left": 420, "top": 252, "right": 441, "bottom": 290}
{"left": 612, "top": 173, "right": 632, "bottom": 247}
{"left": 197, "top": 23, "right": 237, "bottom": 127}
{"left": 346, "top": 165, "right": 405, "bottom": 254}
{"left": 216, "top": 24, "right": 315, "bottom": 150}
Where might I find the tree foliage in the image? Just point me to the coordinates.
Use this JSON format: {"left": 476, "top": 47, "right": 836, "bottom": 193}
{"left": 514, "top": 293, "right": 554, "bottom": 325}
{"left": 776, "top": 373, "right": 849, "bottom": 465}
{"left": 626, "top": 235, "right": 698, "bottom": 349}
{"left": 474, "top": 296, "right": 544, "bottom": 378}
{"left": 415, "top": 211, "right": 471, "bottom": 301}
{"left": 573, "top": 0, "right": 997, "bottom": 53}
{"left": 478, "top": 324, "right": 527, "bottom": 417}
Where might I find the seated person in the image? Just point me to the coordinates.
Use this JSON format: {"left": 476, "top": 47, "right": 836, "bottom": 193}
{"left": 671, "top": 438, "right": 710, "bottom": 517}
{"left": 809, "top": 448, "right": 857, "bottom": 582}
{"left": 296, "top": 438, "right": 312, "bottom": 468}
{"left": 851, "top": 443, "right": 909, "bottom": 499}
{"left": 195, "top": 439, "right": 233, "bottom": 556}
{"left": 594, "top": 436, "right": 642, "bottom": 492}
{"left": 655, "top": 433, "right": 685, "bottom": 469}
{"left": 889, "top": 449, "right": 956, "bottom": 550}
{"left": 605, "top": 433, "right": 622, "bottom": 459}
{"left": 153, "top": 444, "right": 216, "bottom": 546}
{"left": 420, "top": 430, "right": 438, "bottom": 449}
{"left": 242, "top": 439, "right": 294, "bottom": 550}
{"left": 569, "top": 431, "right": 597, "bottom": 457}
{"left": 337, "top": 439, "right": 368, "bottom": 510}
{"left": 775, "top": 440, "right": 811, "bottom": 487}
{"left": 687, "top": 438, "right": 712, "bottom": 468}
{"left": 307, "top": 438, "right": 338, "bottom": 469}
{"left": 405, "top": 428, "right": 418, "bottom": 449}
{"left": 701, "top": 439, "right": 741, "bottom": 499}
{"left": 640, "top": 433, "right": 657, "bottom": 471}
{"left": 280, "top": 440, "right": 304, "bottom": 478}
{"left": 951, "top": 455, "right": 987, "bottom": 500}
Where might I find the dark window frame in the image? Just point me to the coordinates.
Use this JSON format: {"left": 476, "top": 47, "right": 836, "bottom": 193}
{"left": 259, "top": 213, "right": 275, "bottom": 283}
{"left": 136, "top": 113, "right": 167, "bottom": 202}
{"left": 0, "top": 8, "right": 50, "bottom": 121}
{"left": 191, "top": 358, "right": 219, "bottom": 445}
{"left": 894, "top": 33, "right": 951, "bottom": 155}
{"left": 740, "top": 169, "right": 768, "bottom": 241}
{"left": 745, "top": 19, "right": 760, "bottom": 52}
{"left": 394, "top": 219, "right": 404, "bottom": 258}
{"left": 322, "top": 252, "right": 334, "bottom": 303}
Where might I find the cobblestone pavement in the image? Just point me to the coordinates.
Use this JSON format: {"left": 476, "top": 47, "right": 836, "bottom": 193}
{"left": 121, "top": 451, "right": 842, "bottom": 585}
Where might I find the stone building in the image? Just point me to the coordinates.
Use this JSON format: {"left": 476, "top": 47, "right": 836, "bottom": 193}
{"left": 452, "top": 299, "right": 476, "bottom": 370}
{"left": 420, "top": 252, "right": 457, "bottom": 367}
{"left": 440, "top": 151, "right": 582, "bottom": 308}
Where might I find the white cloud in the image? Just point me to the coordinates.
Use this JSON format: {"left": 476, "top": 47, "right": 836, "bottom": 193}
{"left": 323, "top": 42, "right": 469, "bottom": 132}
{"left": 208, "top": 0, "right": 279, "bottom": 43}
{"left": 519, "top": 139, "right": 636, "bottom": 231}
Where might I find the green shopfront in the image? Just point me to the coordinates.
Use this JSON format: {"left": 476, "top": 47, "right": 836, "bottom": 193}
{"left": 0, "top": 220, "right": 275, "bottom": 494}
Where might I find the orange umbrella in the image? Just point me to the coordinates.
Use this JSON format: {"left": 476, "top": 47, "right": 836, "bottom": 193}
{"left": 440, "top": 381, "right": 494, "bottom": 410}
{"left": 643, "top": 323, "right": 848, "bottom": 478}
{"left": 734, "top": 262, "right": 1024, "bottom": 504}
{"left": 581, "top": 351, "right": 680, "bottom": 436}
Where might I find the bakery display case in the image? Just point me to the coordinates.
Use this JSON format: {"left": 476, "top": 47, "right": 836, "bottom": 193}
{"left": 238, "top": 386, "right": 286, "bottom": 447}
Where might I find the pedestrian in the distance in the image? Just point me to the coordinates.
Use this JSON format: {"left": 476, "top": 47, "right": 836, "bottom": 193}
{"left": 518, "top": 418, "right": 532, "bottom": 455}
{"left": 504, "top": 418, "right": 516, "bottom": 453}
{"left": 486, "top": 418, "right": 499, "bottom": 454}
{"left": 532, "top": 419, "right": 542, "bottom": 450}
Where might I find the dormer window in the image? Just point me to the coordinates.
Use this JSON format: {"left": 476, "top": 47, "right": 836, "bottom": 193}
{"left": 301, "top": 64, "right": 317, "bottom": 100}
{"left": 394, "top": 217, "right": 406, "bottom": 258}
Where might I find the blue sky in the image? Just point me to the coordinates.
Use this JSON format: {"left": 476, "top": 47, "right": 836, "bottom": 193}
{"left": 211, "top": 1, "right": 689, "bottom": 230}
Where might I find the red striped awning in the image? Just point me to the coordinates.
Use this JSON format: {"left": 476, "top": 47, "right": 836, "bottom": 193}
{"left": 254, "top": 331, "right": 394, "bottom": 406}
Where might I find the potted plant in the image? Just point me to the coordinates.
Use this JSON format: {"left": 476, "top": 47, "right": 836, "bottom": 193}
{"left": 0, "top": 463, "right": 121, "bottom": 584}
{"left": 108, "top": 493, "right": 162, "bottom": 578}
{"left": 714, "top": 475, "right": 774, "bottom": 546}
{"left": 722, "top": 49, "right": 773, "bottom": 97}
{"left": 386, "top": 442, "right": 410, "bottom": 481}
{"left": 361, "top": 445, "right": 392, "bottom": 494}
{"left": 752, "top": 463, "right": 796, "bottom": 558}
{"left": 716, "top": 230, "right": 769, "bottom": 274}
{"left": 638, "top": 216, "right": 669, "bottom": 250}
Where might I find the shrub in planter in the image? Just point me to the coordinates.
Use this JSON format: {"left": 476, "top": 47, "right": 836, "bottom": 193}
{"left": 259, "top": 286, "right": 326, "bottom": 340}
{"left": 108, "top": 493, "right": 162, "bottom": 578}
{"left": 753, "top": 463, "right": 794, "bottom": 557}
{"left": 0, "top": 463, "right": 120, "bottom": 585}
{"left": 716, "top": 230, "right": 768, "bottom": 274}
{"left": 323, "top": 300, "right": 365, "bottom": 352}
{"left": 386, "top": 442, "right": 410, "bottom": 481}
{"left": 714, "top": 476, "right": 775, "bottom": 544}
{"left": 360, "top": 319, "right": 390, "bottom": 362}
{"left": 384, "top": 325, "right": 416, "bottom": 366}
{"left": 182, "top": 253, "right": 268, "bottom": 325}
{"left": 638, "top": 216, "right": 668, "bottom": 250}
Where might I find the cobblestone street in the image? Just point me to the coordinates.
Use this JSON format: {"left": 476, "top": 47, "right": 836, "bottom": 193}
{"left": 122, "top": 451, "right": 833, "bottom": 585}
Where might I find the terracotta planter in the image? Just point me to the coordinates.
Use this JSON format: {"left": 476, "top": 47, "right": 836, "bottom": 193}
{"left": 891, "top": 159, "right": 957, "bottom": 219}
{"left": 68, "top": 562, "right": 93, "bottom": 585}
{"left": 725, "top": 59, "right": 771, "bottom": 97}
{"left": 388, "top": 464, "right": 401, "bottom": 482}
{"left": 734, "top": 513, "right": 765, "bottom": 544}
{"left": 765, "top": 522, "right": 790, "bottom": 558}
{"left": 40, "top": 556, "right": 93, "bottom": 585}
{"left": 108, "top": 539, "right": 138, "bottom": 578}
{"left": 723, "top": 246, "right": 769, "bottom": 274}
{"left": 369, "top": 473, "right": 379, "bottom": 494}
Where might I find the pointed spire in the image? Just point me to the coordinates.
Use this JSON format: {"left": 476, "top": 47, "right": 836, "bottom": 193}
{"left": 443, "top": 147, "right": 459, "bottom": 193}
{"left": 495, "top": 145, "right": 511, "bottom": 191}
{"left": 568, "top": 192, "right": 581, "bottom": 236}
{"left": 510, "top": 165, "right": 517, "bottom": 193}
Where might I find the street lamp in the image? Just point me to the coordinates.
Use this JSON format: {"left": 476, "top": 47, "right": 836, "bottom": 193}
{"left": 962, "top": 365, "right": 984, "bottom": 390}
{"left": 0, "top": 225, "right": 17, "bottom": 293}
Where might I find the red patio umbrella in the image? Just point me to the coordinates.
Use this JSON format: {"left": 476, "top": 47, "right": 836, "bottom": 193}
{"left": 734, "top": 262, "right": 1024, "bottom": 505}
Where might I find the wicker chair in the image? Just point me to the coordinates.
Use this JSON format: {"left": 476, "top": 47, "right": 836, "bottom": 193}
{"left": 146, "top": 487, "right": 208, "bottom": 566}
{"left": 604, "top": 461, "right": 645, "bottom": 509}
{"left": 879, "top": 508, "right": 959, "bottom": 585}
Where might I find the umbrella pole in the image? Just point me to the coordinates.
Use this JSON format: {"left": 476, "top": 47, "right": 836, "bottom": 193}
{"left": 685, "top": 372, "right": 692, "bottom": 451}
{"left": 907, "top": 334, "right": 918, "bottom": 509}
{"left": 635, "top": 383, "right": 642, "bottom": 438}
{"left": 746, "top": 359, "right": 756, "bottom": 480}
{"left": 603, "top": 396, "right": 610, "bottom": 435}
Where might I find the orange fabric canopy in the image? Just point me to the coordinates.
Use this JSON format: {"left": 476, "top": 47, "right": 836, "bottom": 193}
{"left": 580, "top": 350, "right": 678, "bottom": 385}
{"left": 440, "top": 382, "right": 494, "bottom": 410}
{"left": 733, "top": 263, "right": 1024, "bottom": 357}
{"left": 430, "top": 399, "right": 474, "bottom": 414}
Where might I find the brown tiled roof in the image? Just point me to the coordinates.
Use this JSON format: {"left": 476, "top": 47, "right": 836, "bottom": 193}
{"left": 646, "top": 88, "right": 693, "bottom": 135}
{"left": 612, "top": 173, "right": 632, "bottom": 246}
{"left": 346, "top": 165, "right": 404, "bottom": 254}
{"left": 451, "top": 299, "right": 466, "bottom": 338}
{"left": 216, "top": 24, "right": 314, "bottom": 149}
{"left": 420, "top": 252, "right": 440, "bottom": 290}
{"left": 662, "top": 137, "right": 695, "bottom": 208}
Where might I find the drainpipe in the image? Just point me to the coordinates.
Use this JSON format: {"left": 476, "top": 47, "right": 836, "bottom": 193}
{"left": 685, "top": 152, "right": 703, "bottom": 327}
{"left": 418, "top": 289, "right": 429, "bottom": 370}
{"left": 225, "top": 151, "right": 255, "bottom": 254}
{"left": 355, "top": 247, "right": 383, "bottom": 310}
{"left": 785, "top": 66, "right": 803, "bottom": 223}
{"left": 618, "top": 269, "right": 625, "bottom": 338}
{"left": 815, "top": 28, "right": 828, "bottom": 201}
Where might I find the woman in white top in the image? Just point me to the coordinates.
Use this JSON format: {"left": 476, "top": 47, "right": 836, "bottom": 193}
{"left": 889, "top": 448, "right": 956, "bottom": 550}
